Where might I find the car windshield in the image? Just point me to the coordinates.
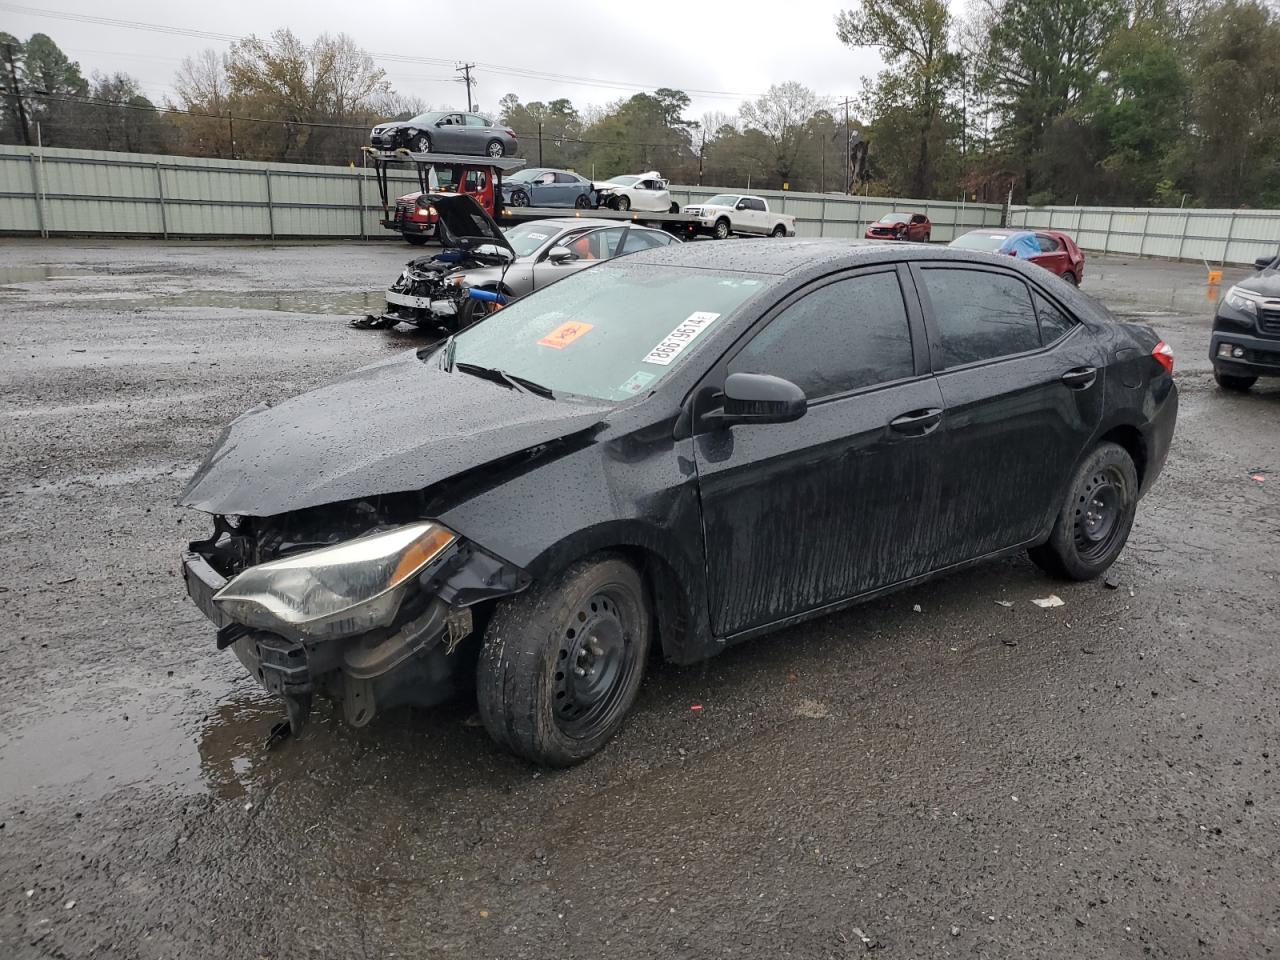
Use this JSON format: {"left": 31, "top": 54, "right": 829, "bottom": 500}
{"left": 705, "top": 195, "right": 739, "bottom": 206}
{"left": 409, "top": 111, "right": 444, "bottom": 125}
{"left": 506, "top": 169, "right": 543, "bottom": 184}
{"left": 950, "top": 232, "right": 1012, "bottom": 251}
{"left": 877, "top": 214, "right": 910, "bottom": 225}
{"left": 607, "top": 175, "right": 640, "bottom": 186}
{"left": 502, "top": 222, "right": 562, "bottom": 258}
{"left": 449, "top": 263, "right": 768, "bottom": 401}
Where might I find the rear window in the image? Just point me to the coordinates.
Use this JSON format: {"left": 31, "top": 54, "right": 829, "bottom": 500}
{"left": 950, "top": 232, "right": 1012, "bottom": 252}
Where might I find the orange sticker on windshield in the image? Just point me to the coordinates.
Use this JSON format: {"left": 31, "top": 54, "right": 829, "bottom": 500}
{"left": 538, "top": 321, "right": 594, "bottom": 349}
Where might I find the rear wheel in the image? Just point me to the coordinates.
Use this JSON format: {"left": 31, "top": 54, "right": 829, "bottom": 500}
{"left": 713, "top": 218, "right": 731, "bottom": 240}
{"left": 1214, "top": 369, "right": 1257, "bottom": 392}
{"left": 1029, "top": 442, "right": 1138, "bottom": 581}
{"left": 1062, "top": 270, "right": 1080, "bottom": 286}
{"left": 476, "top": 555, "right": 651, "bottom": 766}
{"left": 771, "top": 224, "right": 787, "bottom": 237}
{"left": 485, "top": 139, "right": 504, "bottom": 158}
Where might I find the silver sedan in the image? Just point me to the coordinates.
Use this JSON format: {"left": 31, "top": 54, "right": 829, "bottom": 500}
{"left": 456, "top": 219, "right": 681, "bottom": 326}
{"left": 370, "top": 111, "right": 518, "bottom": 158}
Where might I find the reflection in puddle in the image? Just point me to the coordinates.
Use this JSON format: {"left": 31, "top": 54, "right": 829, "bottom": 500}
{"left": 0, "top": 265, "right": 97, "bottom": 284}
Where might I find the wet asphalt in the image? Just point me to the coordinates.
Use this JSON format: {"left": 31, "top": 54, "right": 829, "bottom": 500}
{"left": 0, "top": 239, "right": 1277, "bottom": 959}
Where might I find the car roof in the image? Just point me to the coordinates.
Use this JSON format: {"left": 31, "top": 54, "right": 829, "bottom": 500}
{"left": 518, "top": 217, "right": 623, "bottom": 230}
{"left": 618, "top": 237, "right": 1047, "bottom": 277}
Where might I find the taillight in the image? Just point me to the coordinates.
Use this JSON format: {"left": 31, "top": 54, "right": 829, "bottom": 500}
{"left": 1152, "top": 339, "right": 1174, "bottom": 374}
{"left": 505, "top": 128, "right": 516, "bottom": 138}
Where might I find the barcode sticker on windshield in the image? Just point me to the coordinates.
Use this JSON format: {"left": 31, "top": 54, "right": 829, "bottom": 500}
{"left": 642, "top": 312, "right": 720, "bottom": 366}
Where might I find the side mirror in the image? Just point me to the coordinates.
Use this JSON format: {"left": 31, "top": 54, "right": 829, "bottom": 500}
{"left": 711, "top": 373, "right": 807, "bottom": 426}
{"left": 1254, "top": 256, "right": 1276, "bottom": 271}
{"left": 736, "top": 201, "right": 749, "bottom": 210}
{"left": 547, "top": 245, "right": 576, "bottom": 263}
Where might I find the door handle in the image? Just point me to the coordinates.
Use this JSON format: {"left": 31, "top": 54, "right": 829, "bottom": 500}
{"left": 1060, "top": 366, "right": 1097, "bottom": 389}
{"left": 889, "top": 407, "right": 943, "bottom": 435}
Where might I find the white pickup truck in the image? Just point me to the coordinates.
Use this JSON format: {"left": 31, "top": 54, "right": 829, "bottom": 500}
{"left": 682, "top": 194, "right": 797, "bottom": 240}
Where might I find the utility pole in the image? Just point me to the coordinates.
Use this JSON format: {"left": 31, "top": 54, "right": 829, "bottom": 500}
{"left": 455, "top": 62, "right": 476, "bottom": 112}
{"left": 3, "top": 41, "right": 31, "bottom": 146}
{"left": 698, "top": 134, "right": 705, "bottom": 186}
{"left": 538, "top": 120, "right": 543, "bottom": 165}
{"left": 840, "top": 97, "right": 852, "bottom": 195}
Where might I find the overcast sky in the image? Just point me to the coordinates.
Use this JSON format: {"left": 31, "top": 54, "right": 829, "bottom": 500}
{"left": 2, "top": 0, "right": 890, "bottom": 121}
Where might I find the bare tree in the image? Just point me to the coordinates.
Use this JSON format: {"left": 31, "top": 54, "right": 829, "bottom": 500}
{"left": 740, "top": 81, "right": 827, "bottom": 184}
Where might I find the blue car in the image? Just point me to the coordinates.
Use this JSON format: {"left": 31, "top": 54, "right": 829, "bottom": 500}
{"left": 950, "top": 229, "right": 1042, "bottom": 259}
{"left": 501, "top": 168, "right": 595, "bottom": 209}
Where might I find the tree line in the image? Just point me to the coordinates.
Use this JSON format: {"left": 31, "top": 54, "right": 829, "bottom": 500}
{"left": 3, "top": 0, "right": 1280, "bottom": 208}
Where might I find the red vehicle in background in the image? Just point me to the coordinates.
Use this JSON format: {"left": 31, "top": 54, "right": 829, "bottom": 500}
{"left": 391, "top": 163, "right": 497, "bottom": 245}
{"left": 865, "top": 211, "right": 932, "bottom": 242}
{"left": 950, "top": 228, "right": 1087, "bottom": 285}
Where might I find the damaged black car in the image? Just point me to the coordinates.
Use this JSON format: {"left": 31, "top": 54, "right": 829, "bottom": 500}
{"left": 180, "top": 240, "right": 1177, "bottom": 766}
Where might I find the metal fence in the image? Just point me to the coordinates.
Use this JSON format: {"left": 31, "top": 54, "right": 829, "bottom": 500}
{"left": 1007, "top": 204, "right": 1280, "bottom": 267}
{"left": 2, "top": 144, "right": 1004, "bottom": 241}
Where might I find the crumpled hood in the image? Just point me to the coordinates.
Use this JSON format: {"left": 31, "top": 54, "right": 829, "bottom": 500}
{"left": 1238, "top": 267, "right": 1280, "bottom": 298}
{"left": 178, "top": 350, "right": 610, "bottom": 517}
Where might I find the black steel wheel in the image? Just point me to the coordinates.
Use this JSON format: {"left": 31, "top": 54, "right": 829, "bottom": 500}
{"left": 486, "top": 139, "right": 504, "bottom": 158}
{"left": 713, "top": 218, "right": 731, "bottom": 240}
{"left": 1214, "top": 369, "right": 1256, "bottom": 392}
{"left": 477, "top": 555, "right": 651, "bottom": 766}
{"left": 575, "top": 193, "right": 591, "bottom": 209}
{"left": 1029, "top": 441, "right": 1138, "bottom": 580}
{"left": 510, "top": 189, "right": 530, "bottom": 207}
{"left": 402, "top": 233, "right": 429, "bottom": 245}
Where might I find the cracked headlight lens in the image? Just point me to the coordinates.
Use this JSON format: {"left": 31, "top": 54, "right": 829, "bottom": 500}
{"left": 214, "top": 522, "right": 456, "bottom": 639}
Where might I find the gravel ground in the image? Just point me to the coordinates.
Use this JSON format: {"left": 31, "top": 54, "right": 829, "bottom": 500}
{"left": 0, "top": 239, "right": 1277, "bottom": 959}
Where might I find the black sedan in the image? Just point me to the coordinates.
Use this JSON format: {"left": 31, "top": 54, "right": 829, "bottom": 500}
{"left": 179, "top": 240, "right": 1178, "bottom": 765}
{"left": 1210, "top": 249, "right": 1280, "bottom": 391}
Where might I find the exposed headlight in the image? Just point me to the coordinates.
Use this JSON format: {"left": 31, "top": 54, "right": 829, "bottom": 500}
{"left": 1224, "top": 285, "right": 1260, "bottom": 315}
{"left": 214, "top": 522, "right": 456, "bottom": 640}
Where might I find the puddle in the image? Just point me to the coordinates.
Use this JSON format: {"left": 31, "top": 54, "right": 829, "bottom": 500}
{"left": 25, "top": 289, "right": 389, "bottom": 317}
{"left": 0, "top": 676, "right": 281, "bottom": 804}
{"left": 0, "top": 265, "right": 97, "bottom": 284}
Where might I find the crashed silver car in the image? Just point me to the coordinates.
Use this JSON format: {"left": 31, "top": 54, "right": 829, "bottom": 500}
{"left": 360, "top": 204, "right": 681, "bottom": 332}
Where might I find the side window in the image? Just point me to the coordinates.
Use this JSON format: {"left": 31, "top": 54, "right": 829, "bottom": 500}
{"left": 466, "top": 114, "right": 488, "bottom": 127}
{"left": 554, "top": 172, "right": 578, "bottom": 184}
{"left": 621, "top": 229, "right": 673, "bottom": 253}
{"left": 1034, "top": 291, "right": 1076, "bottom": 343}
{"left": 535, "top": 172, "right": 555, "bottom": 185}
{"left": 728, "top": 272, "right": 915, "bottom": 399}
{"left": 571, "top": 227, "right": 625, "bottom": 260}
{"left": 1035, "top": 234, "right": 1061, "bottom": 253}
{"left": 920, "top": 268, "right": 1041, "bottom": 366}
{"left": 749, "top": 198, "right": 767, "bottom": 212}
{"left": 911, "top": 214, "right": 926, "bottom": 224}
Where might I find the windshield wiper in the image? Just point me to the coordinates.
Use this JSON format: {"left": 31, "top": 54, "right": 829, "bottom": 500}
{"left": 454, "top": 361, "right": 555, "bottom": 399}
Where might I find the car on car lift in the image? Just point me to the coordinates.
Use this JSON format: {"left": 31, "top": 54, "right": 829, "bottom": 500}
{"left": 180, "top": 239, "right": 1176, "bottom": 766}
{"left": 501, "top": 168, "right": 597, "bottom": 209}
{"left": 370, "top": 110, "right": 518, "bottom": 158}
{"left": 1210, "top": 248, "right": 1280, "bottom": 391}
{"left": 594, "top": 171, "right": 678, "bottom": 212}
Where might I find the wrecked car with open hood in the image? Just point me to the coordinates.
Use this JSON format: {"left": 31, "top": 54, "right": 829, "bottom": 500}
{"left": 181, "top": 239, "right": 1177, "bottom": 766}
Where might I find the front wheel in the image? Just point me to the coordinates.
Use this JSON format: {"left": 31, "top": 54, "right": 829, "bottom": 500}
{"left": 614, "top": 194, "right": 631, "bottom": 212}
{"left": 1029, "top": 442, "right": 1138, "bottom": 581}
{"left": 509, "top": 189, "right": 530, "bottom": 207}
{"left": 403, "top": 233, "right": 429, "bottom": 245}
{"left": 410, "top": 133, "right": 432, "bottom": 153}
{"left": 1214, "top": 369, "right": 1256, "bottom": 392}
{"left": 476, "top": 555, "right": 651, "bottom": 766}
{"left": 575, "top": 193, "right": 591, "bottom": 209}
{"left": 713, "top": 218, "right": 731, "bottom": 240}
{"left": 485, "top": 139, "right": 504, "bottom": 158}
{"left": 458, "top": 291, "right": 503, "bottom": 329}
{"left": 669, "top": 201, "right": 680, "bottom": 214}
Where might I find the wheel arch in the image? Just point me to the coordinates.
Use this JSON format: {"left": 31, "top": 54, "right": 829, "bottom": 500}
{"left": 1096, "top": 422, "right": 1148, "bottom": 488}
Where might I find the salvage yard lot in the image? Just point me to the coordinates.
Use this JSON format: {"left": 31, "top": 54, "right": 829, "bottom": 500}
{"left": 1, "top": 239, "right": 1277, "bottom": 958}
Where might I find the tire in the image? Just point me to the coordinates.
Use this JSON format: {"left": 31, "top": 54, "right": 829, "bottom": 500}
{"left": 476, "top": 555, "right": 651, "bottom": 766}
{"left": 1214, "top": 369, "right": 1256, "bottom": 392}
{"left": 713, "top": 218, "right": 731, "bottom": 240}
{"left": 510, "top": 189, "right": 530, "bottom": 207}
{"left": 616, "top": 195, "right": 631, "bottom": 211}
{"left": 575, "top": 193, "right": 591, "bottom": 209}
{"left": 1062, "top": 270, "right": 1079, "bottom": 286}
{"left": 923, "top": 231, "right": 931, "bottom": 243}
{"left": 669, "top": 201, "right": 680, "bottom": 214}
{"left": 410, "top": 133, "right": 432, "bottom": 153}
{"left": 403, "top": 233, "right": 429, "bottom": 245}
{"left": 771, "top": 224, "right": 787, "bottom": 237}
{"left": 458, "top": 291, "right": 503, "bottom": 329}
{"left": 1029, "top": 441, "right": 1139, "bottom": 581}
{"left": 486, "top": 139, "right": 505, "bottom": 158}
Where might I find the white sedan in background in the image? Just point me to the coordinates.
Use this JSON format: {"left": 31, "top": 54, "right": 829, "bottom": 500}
{"left": 594, "top": 171, "right": 677, "bottom": 213}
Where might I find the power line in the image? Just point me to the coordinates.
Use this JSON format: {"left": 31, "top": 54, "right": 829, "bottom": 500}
{"left": 455, "top": 62, "right": 475, "bottom": 113}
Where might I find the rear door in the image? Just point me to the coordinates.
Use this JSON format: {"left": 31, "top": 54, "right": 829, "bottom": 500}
{"left": 1031, "top": 233, "right": 1068, "bottom": 276}
{"left": 693, "top": 266, "right": 946, "bottom": 636}
{"left": 911, "top": 263, "right": 1106, "bottom": 564}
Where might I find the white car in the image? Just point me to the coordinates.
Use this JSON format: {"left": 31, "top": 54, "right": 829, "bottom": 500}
{"left": 594, "top": 171, "right": 677, "bottom": 213}
{"left": 683, "top": 194, "right": 797, "bottom": 239}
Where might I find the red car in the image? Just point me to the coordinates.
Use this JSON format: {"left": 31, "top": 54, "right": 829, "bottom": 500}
{"left": 865, "top": 211, "right": 932, "bottom": 242}
{"left": 389, "top": 164, "right": 497, "bottom": 245}
{"left": 950, "top": 228, "right": 1086, "bottom": 285}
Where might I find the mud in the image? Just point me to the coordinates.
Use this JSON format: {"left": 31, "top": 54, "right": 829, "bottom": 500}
{"left": 1, "top": 240, "right": 1277, "bottom": 958}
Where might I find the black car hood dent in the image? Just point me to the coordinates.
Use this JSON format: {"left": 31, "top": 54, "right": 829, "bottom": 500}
{"left": 1238, "top": 267, "right": 1280, "bottom": 298}
{"left": 178, "top": 351, "right": 610, "bottom": 517}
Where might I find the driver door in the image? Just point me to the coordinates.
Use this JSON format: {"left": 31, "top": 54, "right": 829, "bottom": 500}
{"left": 692, "top": 266, "right": 945, "bottom": 636}
{"left": 436, "top": 113, "right": 464, "bottom": 152}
